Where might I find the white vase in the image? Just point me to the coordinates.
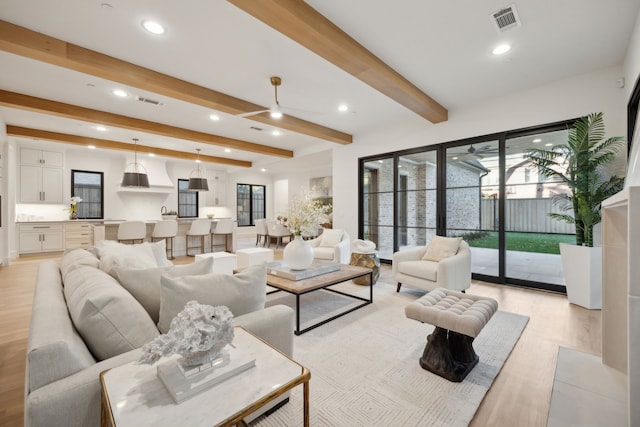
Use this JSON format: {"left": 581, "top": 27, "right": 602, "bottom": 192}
{"left": 283, "top": 235, "right": 314, "bottom": 270}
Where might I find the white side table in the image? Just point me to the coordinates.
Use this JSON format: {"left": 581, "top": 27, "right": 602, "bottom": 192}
{"left": 195, "top": 251, "right": 237, "bottom": 275}
{"left": 100, "top": 327, "right": 310, "bottom": 426}
{"left": 235, "top": 247, "right": 274, "bottom": 270}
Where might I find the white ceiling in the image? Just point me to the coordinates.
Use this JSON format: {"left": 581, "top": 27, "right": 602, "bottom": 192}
{"left": 1, "top": 0, "right": 639, "bottom": 173}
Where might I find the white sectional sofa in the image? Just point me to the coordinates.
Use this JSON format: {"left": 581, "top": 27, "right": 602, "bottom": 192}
{"left": 24, "top": 242, "right": 294, "bottom": 427}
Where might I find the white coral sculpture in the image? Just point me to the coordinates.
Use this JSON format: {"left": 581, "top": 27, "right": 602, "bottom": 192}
{"left": 138, "top": 301, "right": 234, "bottom": 366}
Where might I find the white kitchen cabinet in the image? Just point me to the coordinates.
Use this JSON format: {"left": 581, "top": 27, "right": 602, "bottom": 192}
{"left": 20, "top": 148, "right": 63, "bottom": 167}
{"left": 19, "top": 148, "right": 63, "bottom": 203}
{"left": 206, "top": 170, "right": 227, "bottom": 206}
{"left": 19, "top": 223, "right": 64, "bottom": 254}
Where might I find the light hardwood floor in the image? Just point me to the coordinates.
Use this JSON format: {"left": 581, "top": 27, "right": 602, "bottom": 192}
{"left": 0, "top": 250, "right": 601, "bottom": 427}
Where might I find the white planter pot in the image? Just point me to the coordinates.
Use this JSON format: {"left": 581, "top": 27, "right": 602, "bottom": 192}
{"left": 283, "top": 235, "right": 314, "bottom": 270}
{"left": 559, "top": 243, "right": 602, "bottom": 309}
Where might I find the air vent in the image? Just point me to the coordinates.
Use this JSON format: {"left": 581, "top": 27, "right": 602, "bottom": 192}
{"left": 136, "top": 96, "right": 164, "bottom": 106}
{"left": 250, "top": 126, "right": 264, "bottom": 131}
{"left": 491, "top": 4, "right": 521, "bottom": 32}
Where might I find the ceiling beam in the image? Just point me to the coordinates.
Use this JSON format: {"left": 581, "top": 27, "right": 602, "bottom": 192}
{"left": 0, "top": 90, "right": 293, "bottom": 159}
{"left": 227, "top": 0, "right": 448, "bottom": 124}
{"left": 6, "top": 126, "right": 252, "bottom": 168}
{"left": 0, "top": 20, "right": 352, "bottom": 145}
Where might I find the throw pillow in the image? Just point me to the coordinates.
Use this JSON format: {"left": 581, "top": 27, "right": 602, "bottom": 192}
{"left": 158, "top": 264, "right": 267, "bottom": 333}
{"left": 64, "top": 266, "right": 159, "bottom": 361}
{"left": 115, "top": 257, "right": 214, "bottom": 323}
{"left": 422, "top": 236, "right": 463, "bottom": 262}
{"left": 147, "top": 240, "right": 173, "bottom": 267}
{"left": 95, "top": 240, "right": 158, "bottom": 277}
{"left": 320, "top": 228, "right": 344, "bottom": 248}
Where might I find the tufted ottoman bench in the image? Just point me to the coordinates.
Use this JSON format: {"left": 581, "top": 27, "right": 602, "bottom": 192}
{"left": 405, "top": 288, "right": 498, "bottom": 382}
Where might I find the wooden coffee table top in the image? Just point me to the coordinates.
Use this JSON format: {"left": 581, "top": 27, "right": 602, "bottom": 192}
{"left": 266, "top": 264, "right": 371, "bottom": 294}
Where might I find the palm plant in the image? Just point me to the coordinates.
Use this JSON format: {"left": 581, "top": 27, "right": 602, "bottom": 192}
{"left": 526, "top": 112, "right": 625, "bottom": 247}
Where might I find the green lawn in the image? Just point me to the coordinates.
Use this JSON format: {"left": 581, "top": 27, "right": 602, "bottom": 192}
{"left": 465, "top": 231, "right": 574, "bottom": 254}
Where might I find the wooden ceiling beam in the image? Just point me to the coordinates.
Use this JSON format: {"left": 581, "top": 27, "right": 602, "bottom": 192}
{"left": 6, "top": 126, "right": 252, "bottom": 167}
{"left": 227, "top": 0, "right": 448, "bottom": 124}
{"left": 0, "top": 90, "right": 293, "bottom": 159}
{"left": 0, "top": 20, "right": 352, "bottom": 145}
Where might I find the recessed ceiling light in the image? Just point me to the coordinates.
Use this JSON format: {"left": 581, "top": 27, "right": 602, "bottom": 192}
{"left": 142, "top": 20, "right": 165, "bottom": 35}
{"left": 452, "top": 156, "right": 459, "bottom": 160}
{"left": 87, "top": 145, "right": 96, "bottom": 149}
{"left": 209, "top": 114, "right": 220, "bottom": 121}
{"left": 148, "top": 153, "right": 155, "bottom": 157}
{"left": 532, "top": 138, "right": 542, "bottom": 143}
{"left": 112, "top": 89, "right": 128, "bottom": 98}
{"left": 260, "top": 168, "right": 267, "bottom": 172}
{"left": 545, "top": 143, "right": 553, "bottom": 147}
{"left": 95, "top": 125, "right": 107, "bottom": 132}
{"left": 338, "top": 104, "right": 349, "bottom": 112}
{"left": 195, "top": 159, "right": 201, "bottom": 163}
{"left": 224, "top": 148, "right": 231, "bottom": 153}
{"left": 492, "top": 44, "right": 511, "bottom": 55}
{"left": 272, "top": 130, "right": 282, "bottom": 136}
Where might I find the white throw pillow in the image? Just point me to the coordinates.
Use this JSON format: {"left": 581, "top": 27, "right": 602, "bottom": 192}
{"left": 320, "top": 229, "right": 344, "bottom": 248}
{"left": 147, "top": 240, "right": 173, "bottom": 267}
{"left": 158, "top": 264, "right": 267, "bottom": 333}
{"left": 115, "top": 257, "right": 214, "bottom": 323}
{"left": 64, "top": 266, "right": 159, "bottom": 361}
{"left": 95, "top": 240, "right": 158, "bottom": 276}
{"left": 422, "top": 236, "right": 463, "bottom": 262}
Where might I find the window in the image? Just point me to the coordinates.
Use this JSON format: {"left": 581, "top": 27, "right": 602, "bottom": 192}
{"left": 237, "top": 184, "right": 266, "bottom": 226}
{"left": 71, "top": 170, "right": 103, "bottom": 219}
{"left": 178, "top": 179, "right": 198, "bottom": 218}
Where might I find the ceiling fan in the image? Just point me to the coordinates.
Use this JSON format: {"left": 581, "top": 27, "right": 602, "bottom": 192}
{"left": 237, "top": 76, "right": 319, "bottom": 120}
{"left": 448, "top": 144, "right": 499, "bottom": 160}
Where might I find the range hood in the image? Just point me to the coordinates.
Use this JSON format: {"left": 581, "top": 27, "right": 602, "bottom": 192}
{"left": 117, "top": 157, "right": 174, "bottom": 192}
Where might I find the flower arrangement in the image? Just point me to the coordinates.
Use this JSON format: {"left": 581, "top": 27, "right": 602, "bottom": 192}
{"left": 279, "top": 191, "right": 331, "bottom": 237}
{"left": 69, "top": 196, "right": 82, "bottom": 219}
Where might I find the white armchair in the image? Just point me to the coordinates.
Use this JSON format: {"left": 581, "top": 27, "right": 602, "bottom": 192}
{"left": 392, "top": 239, "right": 471, "bottom": 293}
{"left": 307, "top": 229, "right": 351, "bottom": 264}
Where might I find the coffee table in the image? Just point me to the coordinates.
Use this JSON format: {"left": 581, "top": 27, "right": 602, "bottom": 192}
{"left": 100, "top": 327, "right": 310, "bottom": 427}
{"left": 267, "top": 264, "right": 373, "bottom": 335}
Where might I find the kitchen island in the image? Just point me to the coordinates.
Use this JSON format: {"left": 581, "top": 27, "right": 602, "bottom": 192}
{"left": 16, "top": 218, "right": 236, "bottom": 257}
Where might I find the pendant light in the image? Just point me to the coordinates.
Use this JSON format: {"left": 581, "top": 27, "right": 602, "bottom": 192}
{"left": 121, "top": 138, "right": 150, "bottom": 188}
{"left": 188, "top": 149, "right": 209, "bottom": 191}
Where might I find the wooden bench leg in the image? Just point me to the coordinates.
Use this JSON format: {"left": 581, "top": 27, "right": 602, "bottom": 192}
{"left": 419, "top": 327, "right": 479, "bottom": 382}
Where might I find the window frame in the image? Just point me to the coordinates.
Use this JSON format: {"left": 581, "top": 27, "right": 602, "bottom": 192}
{"left": 178, "top": 178, "right": 199, "bottom": 218}
{"left": 71, "top": 169, "right": 104, "bottom": 219}
{"left": 236, "top": 183, "right": 266, "bottom": 226}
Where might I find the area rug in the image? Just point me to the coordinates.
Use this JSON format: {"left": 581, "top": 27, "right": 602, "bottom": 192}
{"left": 257, "top": 279, "right": 529, "bottom": 427}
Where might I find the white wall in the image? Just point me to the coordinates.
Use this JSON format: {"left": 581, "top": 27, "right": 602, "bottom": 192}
{"left": 0, "top": 119, "right": 7, "bottom": 265}
{"left": 333, "top": 65, "right": 628, "bottom": 240}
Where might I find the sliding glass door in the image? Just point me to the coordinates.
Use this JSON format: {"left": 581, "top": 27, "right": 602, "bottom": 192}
{"left": 445, "top": 141, "right": 500, "bottom": 278}
{"left": 504, "top": 130, "right": 572, "bottom": 287}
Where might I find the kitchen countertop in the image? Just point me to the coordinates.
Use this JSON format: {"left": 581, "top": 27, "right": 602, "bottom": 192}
{"left": 16, "top": 218, "right": 233, "bottom": 225}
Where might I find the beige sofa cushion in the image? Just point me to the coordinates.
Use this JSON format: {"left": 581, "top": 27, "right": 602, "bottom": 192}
{"left": 115, "top": 257, "right": 213, "bottom": 323}
{"left": 398, "top": 260, "right": 438, "bottom": 282}
{"left": 94, "top": 240, "right": 171, "bottom": 276}
{"left": 59, "top": 248, "right": 100, "bottom": 278}
{"left": 422, "top": 236, "right": 462, "bottom": 262}
{"left": 64, "top": 266, "right": 159, "bottom": 360}
{"left": 158, "top": 264, "right": 267, "bottom": 333}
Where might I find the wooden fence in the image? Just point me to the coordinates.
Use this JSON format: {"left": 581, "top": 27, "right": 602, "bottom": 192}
{"left": 481, "top": 198, "right": 575, "bottom": 234}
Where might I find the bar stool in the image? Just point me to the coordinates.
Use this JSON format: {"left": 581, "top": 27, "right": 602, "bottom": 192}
{"left": 117, "top": 221, "right": 146, "bottom": 244}
{"left": 151, "top": 220, "right": 178, "bottom": 259}
{"left": 186, "top": 219, "right": 211, "bottom": 256}
{"left": 211, "top": 219, "right": 234, "bottom": 252}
